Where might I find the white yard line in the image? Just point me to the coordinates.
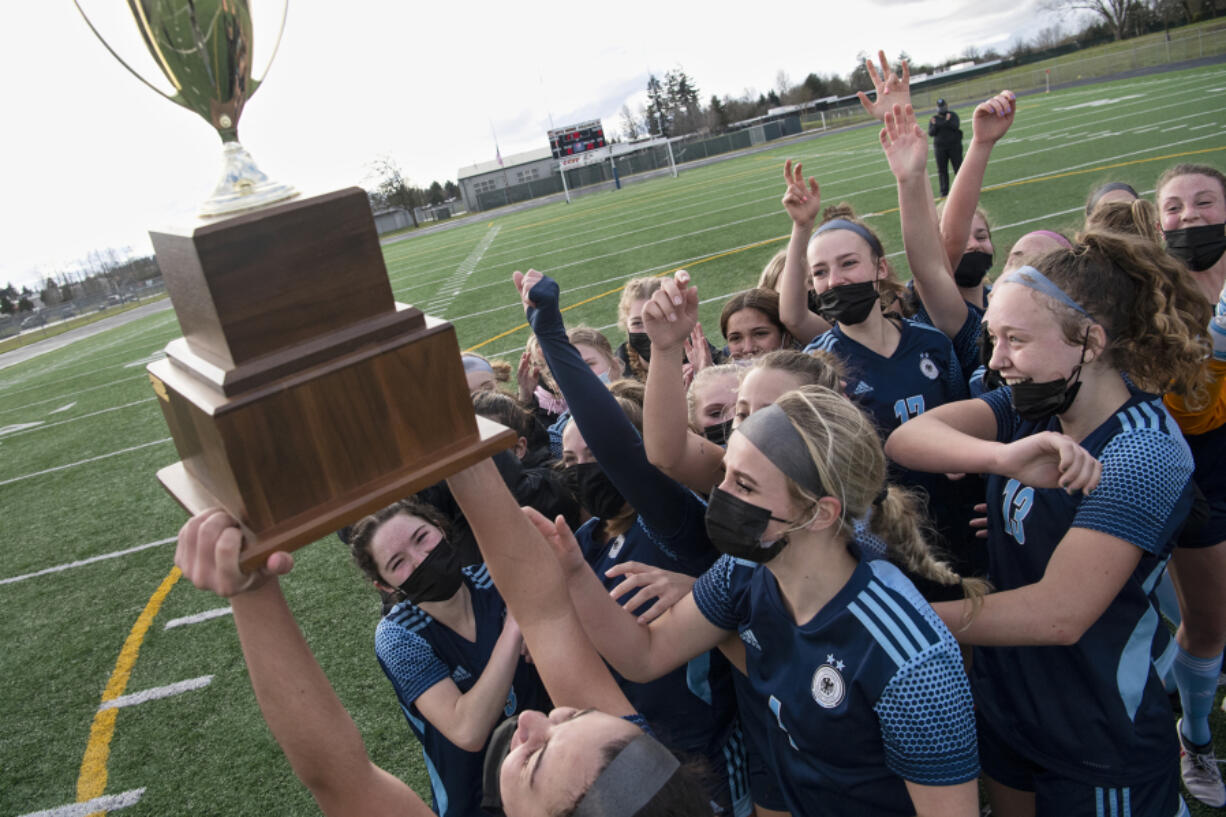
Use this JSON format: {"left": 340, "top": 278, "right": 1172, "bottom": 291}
{"left": 98, "top": 676, "right": 213, "bottom": 711}
{"left": 17, "top": 789, "right": 145, "bottom": 817}
{"left": 0, "top": 537, "right": 176, "bottom": 586}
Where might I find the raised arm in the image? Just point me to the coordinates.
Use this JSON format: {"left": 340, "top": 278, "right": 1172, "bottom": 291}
{"left": 446, "top": 458, "right": 635, "bottom": 715}
{"left": 524, "top": 507, "right": 727, "bottom": 684}
{"left": 779, "top": 160, "right": 832, "bottom": 343}
{"left": 642, "top": 270, "right": 726, "bottom": 492}
{"left": 174, "top": 510, "right": 432, "bottom": 817}
{"left": 513, "top": 270, "right": 703, "bottom": 552}
{"left": 881, "top": 103, "right": 967, "bottom": 338}
{"left": 856, "top": 50, "right": 912, "bottom": 122}
{"left": 939, "top": 91, "right": 1016, "bottom": 269}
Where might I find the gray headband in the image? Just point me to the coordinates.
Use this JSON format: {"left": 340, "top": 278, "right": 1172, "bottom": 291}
{"left": 572, "top": 734, "right": 681, "bottom": 817}
{"left": 998, "top": 265, "right": 1092, "bottom": 320}
{"left": 1086, "top": 182, "right": 1138, "bottom": 215}
{"left": 812, "top": 218, "right": 884, "bottom": 258}
{"left": 737, "top": 403, "right": 825, "bottom": 496}
{"left": 462, "top": 354, "right": 495, "bottom": 375}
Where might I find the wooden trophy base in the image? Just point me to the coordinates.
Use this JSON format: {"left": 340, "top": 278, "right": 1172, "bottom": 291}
{"left": 147, "top": 188, "right": 514, "bottom": 568}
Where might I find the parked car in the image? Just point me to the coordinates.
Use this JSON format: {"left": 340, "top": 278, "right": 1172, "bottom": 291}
{"left": 20, "top": 314, "right": 46, "bottom": 330}
{"left": 60, "top": 306, "right": 78, "bottom": 319}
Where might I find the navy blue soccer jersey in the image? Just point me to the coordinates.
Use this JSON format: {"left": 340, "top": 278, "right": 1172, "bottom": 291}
{"left": 576, "top": 513, "right": 750, "bottom": 816}
{"left": 692, "top": 554, "right": 979, "bottom": 817}
{"left": 374, "top": 564, "right": 549, "bottom": 817}
{"left": 907, "top": 281, "right": 986, "bottom": 380}
{"left": 975, "top": 386, "right": 1195, "bottom": 786}
{"left": 805, "top": 319, "right": 982, "bottom": 574}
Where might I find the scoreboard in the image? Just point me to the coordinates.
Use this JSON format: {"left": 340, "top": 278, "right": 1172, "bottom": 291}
{"left": 548, "top": 120, "right": 606, "bottom": 159}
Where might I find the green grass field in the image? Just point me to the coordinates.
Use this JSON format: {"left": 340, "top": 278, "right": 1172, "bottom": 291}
{"left": 2, "top": 64, "right": 1224, "bottom": 816}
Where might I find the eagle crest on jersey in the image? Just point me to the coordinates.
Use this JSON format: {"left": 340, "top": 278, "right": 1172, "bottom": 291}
{"left": 812, "top": 656, "right": 847, "bottom": 709}
{"left": 919, "top": 356, "right": 940, "bottom": 380}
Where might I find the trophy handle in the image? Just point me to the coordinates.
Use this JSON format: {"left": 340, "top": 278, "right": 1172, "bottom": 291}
{"left": 249, "top": 2, "right": 290, "bottom": 96}
{"left": 72, "top": 0, "right": 184, "bottom": 110}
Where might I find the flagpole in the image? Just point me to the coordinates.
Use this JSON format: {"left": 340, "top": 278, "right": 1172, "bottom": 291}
{"left": 491, "top": 121, "right": 511, "bottom": 207}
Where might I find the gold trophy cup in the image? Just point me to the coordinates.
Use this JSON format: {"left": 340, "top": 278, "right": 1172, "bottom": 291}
{"left": 75, "top": 1, "right": 514, "bottom": 567}
{"left": 75, "top": 0, "right": 297, "bottom": 217}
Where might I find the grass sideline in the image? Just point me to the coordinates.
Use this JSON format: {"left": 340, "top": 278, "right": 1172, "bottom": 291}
{"left": 0, "top": 66, "right": 1224, "bottom": 817}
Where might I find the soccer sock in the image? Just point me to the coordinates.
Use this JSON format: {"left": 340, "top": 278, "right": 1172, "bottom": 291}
{"left": 1175, "top": 645, "right": 1222, "bottom": 747}
{"left": 1155, "top": 571, "right": 1182, "bottom": 628}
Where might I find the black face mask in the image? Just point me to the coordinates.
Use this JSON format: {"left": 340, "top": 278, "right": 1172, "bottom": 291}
{"left": 1009, "top": 333, "right": 1089, "bottom": 422}
{"left": 704, "top": 486, "right": 792, "bottom": 563}
{"left": 627, "top": 331, "right": 653, "bottom": 362}
{"left": 816, "top": 280, "right": 879, "bottom": 326}
{"left": 397, "top": 538, "right": 465, "bottom": 604}
{"left": 702, "top": 418, "right": 733, "bottom": 447}
{"left": 954, "top": 251, "right": 993, "bottom": 288}
{"left": 1165, "top": 224, "right": 1226, "bottom": 272}
{"left": 806, "top": 288, "right": 821, "bottom": 314}
{"left": 481, "top": 714, "right": 518, "bottom": 816}
{"left": 565, "top": 461, "right": 629, "bottom": 519}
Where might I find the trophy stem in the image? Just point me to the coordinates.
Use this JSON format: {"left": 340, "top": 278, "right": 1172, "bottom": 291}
{"left": 199, "top": 141, "right": 298, "bottom": 219}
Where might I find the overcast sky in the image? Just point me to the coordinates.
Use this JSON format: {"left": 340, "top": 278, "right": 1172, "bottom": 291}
{"left": 4, "top": 0, "right": 1061, "bottom": 291}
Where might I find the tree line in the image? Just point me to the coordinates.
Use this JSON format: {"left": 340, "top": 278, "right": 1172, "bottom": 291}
{"left": 618, "top": 0, "right": 1220, "bottom": 140}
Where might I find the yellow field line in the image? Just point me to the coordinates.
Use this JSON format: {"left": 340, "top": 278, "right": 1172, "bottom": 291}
{"left": 75, "top": 567, "right": 182, "bottom": 815}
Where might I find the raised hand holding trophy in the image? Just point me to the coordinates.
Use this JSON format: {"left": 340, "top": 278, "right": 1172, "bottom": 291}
{"left": 76, "top": 1, "right": 514, "bottom": 568}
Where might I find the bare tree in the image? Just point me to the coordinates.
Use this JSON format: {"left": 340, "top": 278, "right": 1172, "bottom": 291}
{"left": 367, "top": 156, "right": 421, "bottom": 228}
{"left": 619, "top": 104, "right": 642, "bottom": 141}
{"left": 1034, "top": 24, "right": 1067, "bottom": 48}
{"left": 1042, "top": 0, "right": 1135, "bottom": 40}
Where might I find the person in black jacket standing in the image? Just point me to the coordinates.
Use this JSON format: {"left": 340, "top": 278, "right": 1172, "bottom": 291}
{"left": 929, "top": 98, "right": 963, "bottom": 197}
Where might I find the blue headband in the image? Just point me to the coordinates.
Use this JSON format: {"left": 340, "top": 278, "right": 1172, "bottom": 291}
{"left": 998, "top": 265, "right": 1092, "bottom": 320}
{"left": 812, "top": 218, "right": 884, "bottom": 257}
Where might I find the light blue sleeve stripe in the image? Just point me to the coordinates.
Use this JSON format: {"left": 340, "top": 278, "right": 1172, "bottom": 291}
{"left": 1138, "top": 401, "right": 1161, "bottom": 430}
{"left": 686, "top": 652, "right": 713, "bottom": 705}
{"left": 848, "top": 601, "right": 907, "bottom": 668}
{"left": 1097, "top": 786, "right": 1105, "bottom": 817}
{"left": 1117, "top": 411, "right": 1133, "bottom": 434}
{"left": 406, "top": 707, "right": 450, "bottom": 816}
{"left": 1116, "top": 606, "right": 1160, "bottom": 722}
{"left": 868, "top": 582, "right": 932, "bottom": 653}
{"left": 857, "top": 592, "right": 921, "bottom": 659}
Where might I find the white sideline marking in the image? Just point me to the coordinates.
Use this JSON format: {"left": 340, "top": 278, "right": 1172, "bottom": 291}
{"left": 164, "top": 607, "right": 233, "bottom": 629}
{"left": 1053, "top": 94, "right": 1146, "bottom": 111}
{"left": 0, "top": 422, "right": 43, "bottom": 436}
{"left": 98, "top": 676, "right": 213, "bottom": 711}
{"left": 48, "top": 402, "right": 76, "bottom": 414}
{"left": 18, "top": 788, "right": 145, "bottom": 817}
{"left": 0, "top": 438, "right": 170, "bottom": 487}
{"left": 0, "top": 399, "right": 155, "bottom": 440}
{"left": 422, "top": 224, "right": 501, "bottom": 316}
{"left": 0, "top": 537, "right": 175, "bottom": 586}
{"left": 124, "top": 351, "right": 166, "bottom": 368}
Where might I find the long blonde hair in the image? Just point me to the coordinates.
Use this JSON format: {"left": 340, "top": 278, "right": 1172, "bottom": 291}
{"left": 773, "top": 386, "right": 987, "bottom": 604}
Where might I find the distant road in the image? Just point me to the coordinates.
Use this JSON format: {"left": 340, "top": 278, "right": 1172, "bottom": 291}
{"left": 0, "top": 299, "right": 174, "bottom": 372}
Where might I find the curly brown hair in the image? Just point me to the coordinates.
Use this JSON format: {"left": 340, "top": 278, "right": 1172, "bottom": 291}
{"left": 1035, "top": 229, "right": 1211, "bottom": 407}
{"left": 1082, "top": 199, "right": 1162, "bottom": 244}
